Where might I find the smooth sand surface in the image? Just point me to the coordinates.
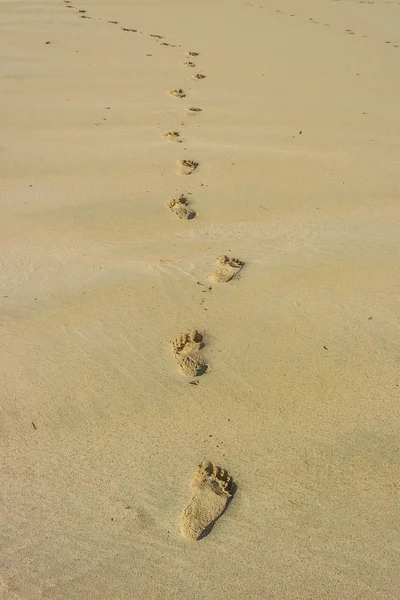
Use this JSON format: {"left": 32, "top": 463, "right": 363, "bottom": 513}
{"left": 1, "top": 0, "right": 400, "bottom": 598}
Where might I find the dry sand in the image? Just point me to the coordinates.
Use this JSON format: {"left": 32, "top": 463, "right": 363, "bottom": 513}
{"left": 1, "top": 0, "right": 400, "bottom": 598}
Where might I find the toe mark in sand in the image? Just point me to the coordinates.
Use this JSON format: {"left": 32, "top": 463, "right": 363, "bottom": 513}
{"left": 211, "top": 255, "right": 244, "bottom": 282}
{"left": 169, "top": 88, "right": 186, "bottom": 98}
{"left": 167, "top": 194, "right": 196, "bottom": 219}
{"left": 171, "top": 330, "right": 207, "bottom": 376}
{"left": 183, "top": 61, "right": 196, "bottom": 67}
{"left": 181, "top": 461, "right": 236, "bottom": 540}
{"left": 177, "top": 159, "right": 199, "bottom": 175}
{"left": 163, "top": 131, "right": 183, "bottom": 143}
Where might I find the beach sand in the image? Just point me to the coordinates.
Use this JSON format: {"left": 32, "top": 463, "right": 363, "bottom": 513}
{"left": 1, "top": 0, "right": 400, "bottom": 598}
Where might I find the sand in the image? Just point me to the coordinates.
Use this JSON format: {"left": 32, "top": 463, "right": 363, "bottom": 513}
{"left": 1, "top": 0, "right": 400, "bottom": 598}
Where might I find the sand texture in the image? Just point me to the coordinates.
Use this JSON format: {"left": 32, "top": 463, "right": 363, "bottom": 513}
{"left": 1, "top": 0, "right": 400, "bottom": 598}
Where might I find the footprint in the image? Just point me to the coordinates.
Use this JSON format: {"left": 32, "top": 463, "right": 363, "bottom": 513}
{"left": 167, "top": 195, "right": 195, "bottom": 219}
{"left": 186, "top": 106, "right": 202, "bottom": 115}
{"left": 171, "top": 329, "right": 207, "bottom": 376}
{"left": 211, "top": 256, "right": 244, "bottom": 282}
{"left": 177, "top": 159, "right": 199, "bottom": 175}
{"left": 169, "top": 88, "right": 186, "bottom": 98}
{"left": 180, "top": 461, "right": 236, "bottom": 540}
{"left": 108, "top": 20, "right": 119, "bottom": 24}
{"left": 189, "top": 73, "right": 206, "bottom": 80}
{"left": 187, "top": 51, "right": 199, "bottom": 56}
{"left": 121, "top": 27, "right": 137, "bottom": 32}
{"left": 163, "top": 131, "right": 182, "bottom": 143}
{"left": 183, "top": 61, "right": 196, "bottom": 67}
{"left": 150, "top": 34, "right": 163, "bottom": 39}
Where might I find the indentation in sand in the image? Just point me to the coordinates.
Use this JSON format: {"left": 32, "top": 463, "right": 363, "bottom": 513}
{"left": 211, "top": 255, "right": 244, "bottom": 282}
{"left": 180, "top": 461, "right": 235, "bottom": 540}
{"left": 186, "top": 106, "right": 202, "bottom": 115}
{"left": 177, "top": 159, "right": 199, "bottom": 175}
{"left": 189, "top": 73, "right": 206, "bottom": 80}
{"left": 167, "top": 195, "right": 195, "bottom": 219}
{"left": 171, "top": 330, "right": 207, "bottom": 376}
{"left": 163, "top": 131, "right": 182, "bottom": 143}
{"left": 169, "top": 88, "right": 186, "bottom": 98}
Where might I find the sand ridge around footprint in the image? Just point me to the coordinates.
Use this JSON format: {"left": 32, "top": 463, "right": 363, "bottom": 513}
{"left": 167, "top": 194, "right": 195, "bottom": 219}
{"left": 180, "top": 461, "right": 236, "bottom": 540}
{"left": 177, "top": 159, "right": 199, "bottom": 175}
{"left": 211, "top": 255, "right": 245, "bottom": 282}
{"left": 171, "top": 329, "right": 207, "bottom": 376}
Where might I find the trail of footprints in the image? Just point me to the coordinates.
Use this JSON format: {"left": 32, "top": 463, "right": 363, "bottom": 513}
{"left": 61, "top": 0, "right": 241, "bottom": 541}
{"left": 59, "top": 0, "right": 396, "bottom": 543}
{"left": 273, "top": 3, "right": 400, "bottom": 47}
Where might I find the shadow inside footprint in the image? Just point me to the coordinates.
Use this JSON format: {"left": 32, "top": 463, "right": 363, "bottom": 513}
{"left": 197, "top": 486, "right": 237, "bottom": 540}
{"left": 193, "top": 362, "right": 208, "bottom": 376}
